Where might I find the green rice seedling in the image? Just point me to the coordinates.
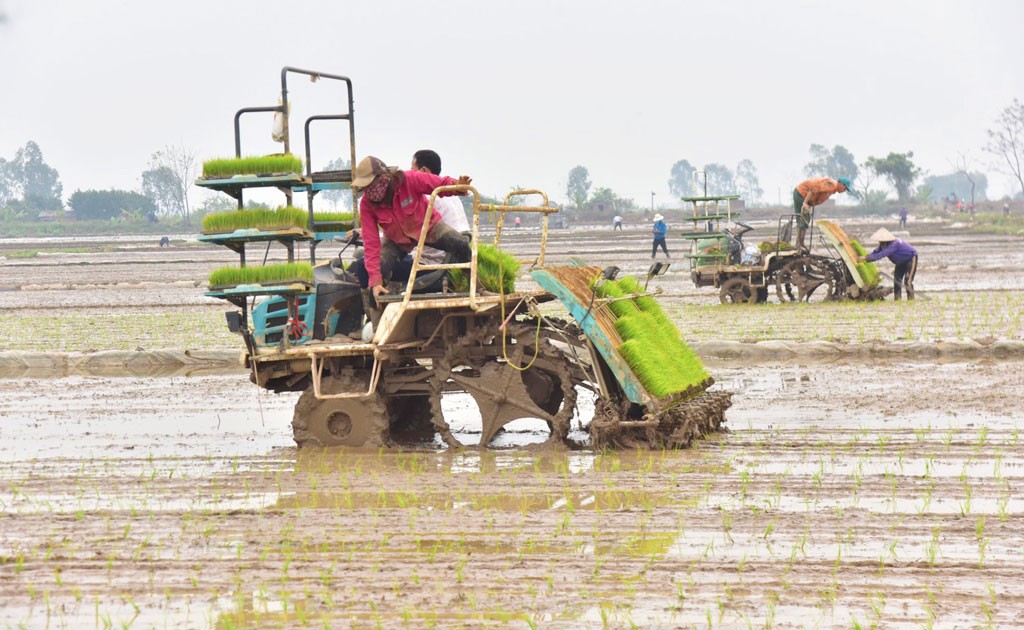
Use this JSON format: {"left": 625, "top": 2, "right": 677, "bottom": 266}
{"left": 202, "top": 206, "right": 354, "bottom": 233}
{"left": 605, "top": 284, "right": 710, "bottom": 397}
{"left": 850, "top": 240, "right": 881, "bottom": 286}
{"left": 594, "top": 277, "right": 640, "bottom": 319}
{"left": 208, "top": 262, "right": 313, "bottom": 287}
{"left": 448, "top": 244, "right": 520, "bottom": 293}
{"left": 202, "top": 154, "right": 303, "bottom": 178}
{"left": 616, "top": 276, "right": 671, "bottom": 327}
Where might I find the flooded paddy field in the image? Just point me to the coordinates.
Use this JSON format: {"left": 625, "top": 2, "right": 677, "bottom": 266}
{"left": 1, "top": 219, "right": 1023, "bottom": 627}
{"left": 1, "top": 360, "right": 1022, "bottom": 627}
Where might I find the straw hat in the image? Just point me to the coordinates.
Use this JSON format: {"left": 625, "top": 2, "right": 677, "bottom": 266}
{"left": 869, "top": 227, "right": 896, "bottom": 242}
{"left": 351, "top": 156, "right": 392, "bottom": 190}
{"left": 653, "top": 213, "right": 664, "bottom": 222}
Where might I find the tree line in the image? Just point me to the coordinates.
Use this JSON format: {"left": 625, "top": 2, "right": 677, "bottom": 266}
{"left": 0, "top": 141, "right": 199, "bottom": 223}
{"left": 4, "top": 99, "right": 1023, "bottom": 223}
{"left": 565, "top": 98, "right": 1024, "bottom": 211}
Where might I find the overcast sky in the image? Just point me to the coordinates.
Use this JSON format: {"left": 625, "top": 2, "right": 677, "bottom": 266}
{"left": 1, "top": 0, "right": 1021, "bottom": 211}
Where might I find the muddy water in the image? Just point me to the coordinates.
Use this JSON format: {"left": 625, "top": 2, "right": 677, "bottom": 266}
{"left": 2, "top": 358, "right": 1023, "bottom": 628}
{"left": 1, "top": 221, "right": 1023, "bottom": 627}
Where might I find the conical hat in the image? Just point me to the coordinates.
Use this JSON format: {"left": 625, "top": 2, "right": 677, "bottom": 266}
{"left": 869, "top": 228, "right": 896, "bottom": 242}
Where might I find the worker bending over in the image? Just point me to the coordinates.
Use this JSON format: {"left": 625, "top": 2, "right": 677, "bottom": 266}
{"left": 793, "top": 177, "right": 852, "bottom": 250}
{"left": 351, "top": 156, "right": 471, "bottom": 306}
{"left": 860, "top": 227, "right": 918, "bottom": 301}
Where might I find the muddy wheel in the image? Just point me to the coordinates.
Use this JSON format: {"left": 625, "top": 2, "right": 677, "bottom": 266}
{"left": 292, "top": 369, "right": 389, "bottom": 448}
{"left": 719, "top": 277, "right": 757, "bottom": 304}
{"left": 590, "top": 390, "right": 733, "bottom": 450}
{"left": 432, "top": 321, "right": 583, "bottom": 447}
{"left": 386, "top": 395, "right": 436, "bottom": 446}
{"left": 521, "top": 358, "right": 567, "bottom": 416}
{"left": 774, "top": 257, "right": 837, "bottom": 303}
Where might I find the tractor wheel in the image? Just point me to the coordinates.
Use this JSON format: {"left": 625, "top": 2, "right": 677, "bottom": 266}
{"left": 292, "top": 369, "right": 389, "bottom": 448}
{"left": 774, "top": 257, "right": 837, "bottom": 303}
{"left": 719, "top": 277, "right": 757, "bottom": 304}
{"left": 385, "top": 395, "right": 436, "bottom": 446}
{"left": 433, "top": 321, "right": 582, "bottom": 447}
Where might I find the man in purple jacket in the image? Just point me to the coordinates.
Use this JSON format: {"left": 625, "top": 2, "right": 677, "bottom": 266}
{"left": 860, "top": 227, "right": 918, "bottom": 300}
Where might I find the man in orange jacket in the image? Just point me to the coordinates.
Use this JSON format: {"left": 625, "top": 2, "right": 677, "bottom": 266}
{"left": 793, "top": 176, "right": 852, "bottom": 250}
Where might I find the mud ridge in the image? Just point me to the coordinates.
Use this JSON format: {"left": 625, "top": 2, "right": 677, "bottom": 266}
{"left": 693, "top": 338, "right": 1024, "bottom": 360}
{"left": 0, "top": 349, "right": 242, "bottom": 378}
{"left": 4, "top": 338, "right": 1023, "bottom": 379}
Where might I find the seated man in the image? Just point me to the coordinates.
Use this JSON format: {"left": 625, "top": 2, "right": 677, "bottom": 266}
{"left": 409, "top": 149, "right": 470, "bottom": 265}
{"left": 345, "top": 149, "right": 469, "bottom": 289}
{"left": 351, "top": 156, "right": 471, "bottom": 306}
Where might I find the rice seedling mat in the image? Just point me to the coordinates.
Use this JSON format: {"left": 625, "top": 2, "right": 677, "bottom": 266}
{"left": 205, "top": 281, "right": 313, "bottom": 300}
{"left": 197, "top": 226, "right": 314, "bottom": 244}
{"left": 194, "top": 174, "right": 312, "bottom": 200}
{"left": 817, "top": 220, "right": 876, "bottom": 288}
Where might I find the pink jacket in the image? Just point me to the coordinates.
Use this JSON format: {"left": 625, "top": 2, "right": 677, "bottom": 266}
{"left": 359, "top": 169, "right": 459, "bottom": 287}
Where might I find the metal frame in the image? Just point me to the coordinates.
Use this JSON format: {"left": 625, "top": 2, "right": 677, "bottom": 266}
{"left": 229, "top": 67, "right": 357, "bottom": 228}
{"left": 299, "top": 186, "right": 563, "bottom": 400}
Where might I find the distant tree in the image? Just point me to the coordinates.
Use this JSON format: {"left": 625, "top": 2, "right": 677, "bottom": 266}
{"left": 505, "top": 185, "right": 526, "bottom": 206}
{"left": 566, "top": 165, "right": 591, "bottom": 209}
{"left": 0, "top": 157, "right": 11, "bottom": 206}
{"left": 922, "top": 172, "right": 988, "bottom": 204}
{"left": 952, "top": 152, "right": 987, "bottom": 208}
{"left": 863, "top": 190, "right": 889, "bottom": 211}
{"left": 804, "top": 144, "right": 859, "bottom": 184}
{"left": 3, "top": 141, "right": 63, "bottom": 215}
{"left": 735, "top": 159, "right": 763, "bottom": 204}
{"left": 985, "top": 98, "right": 1024, "bottom": 198}
{"left": 321, "top": 157, "right": 353, "bottom": 211}
{"left": 589, "top": 187, "right": 636, "bottom": 212}
{"left": 141, "top": 165, "right": 183, "bottom": 217}
{"left": 142, "top": 145, "right": 197, "bottom": 224}
{"left": 703, "top": 163, "right": 735, "bottom": 196}
{"left": 68, "top": 189, "right": 157, "bottom": 221}
{"left": 668, "top": 159, "right": 696, "bottom": 198}
{"left": 865, "top": 152, "right": 921, "bottom": 202}
{"left": 194, "top": 193, "right": 237, "bottom": 220}
{"left": 914, "top": 184, "right": 934, "bottom": 203}
{"left": 858, "top": 159, "right": 884, "bottom": 209}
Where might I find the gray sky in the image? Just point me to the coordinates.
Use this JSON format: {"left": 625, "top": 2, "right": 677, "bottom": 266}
{"left": 1, "top": 0, "right": 1021, "bottom": 210}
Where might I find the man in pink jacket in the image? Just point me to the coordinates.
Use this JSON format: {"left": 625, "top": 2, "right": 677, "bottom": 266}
{"left": 351, "top": 156, "right": 472, "bottom": 305}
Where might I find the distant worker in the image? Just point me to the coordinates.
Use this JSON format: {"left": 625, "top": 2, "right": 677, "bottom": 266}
{"left": 792, "top": 177, "right": 852, "bottom": 250}
{"left": 859, "top": 227, "right": 918, "bottom": 301}
{"left": 351, "top": 155, "right": 472, "bottom": 306}
{"left": 613, "top": 214, "right": 623, "bottom": 231}
{"left": 1004, "top": 202, "right": 1011, "bottom": 216}
{"left": 159, "top": 236, "right": 170, "bottom": 247}
{"left": 515, "top": 216, "right": 521, "bottom": 229}
{"left": 651, "top": 213, "right": 670, "bottom": 259}
{"left": 899, "top": 207, "right": 908, "bottom": 229}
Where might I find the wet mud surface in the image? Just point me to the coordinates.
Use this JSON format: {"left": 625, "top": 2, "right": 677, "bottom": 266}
{"left": 1, "top": 221, "right": 1023, "bottom": 627}
{"left": 1, "top": 360, "right": 1023, "bottom": 627}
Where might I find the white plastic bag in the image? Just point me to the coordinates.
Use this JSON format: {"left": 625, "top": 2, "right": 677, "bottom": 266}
{"left": 271, "top": 99, "right": 287, "bottom": 143}
{"left": 741, "top": 243, "right": 761, "bottom": 266}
